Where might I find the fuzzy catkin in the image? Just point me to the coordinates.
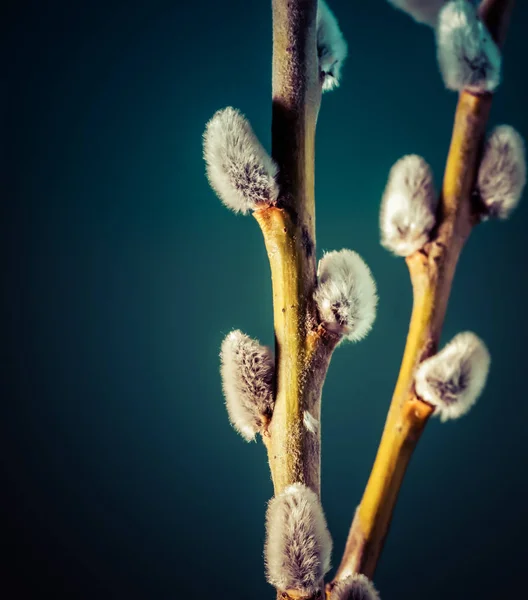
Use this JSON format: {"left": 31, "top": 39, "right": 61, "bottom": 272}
{"left": 265, "top": 483, "right": 332, "bottom": 597}
{"left": 414, "top": 331, "right": 490, "bottom": 422}
{"left": 203, "top": 107, "right": 279, "bottom": 214}
{"left": 331, "top": 574, "right": 381, "bottom": 600}
{"left": 477, "top": 125, "right": 526, "bottom": 220}
{"left": 314, "top": 249, "right": 378, "bottom": 343}
{"left": 436, "top": 0, "right": 501, "bottom": 93}
{"left": 220, "top": 330, "right": 275, "bottom": 441}
{"left": 380, "top": 154, "right": 437, "bottom": 257}
{"left": 317, "top": 0, "right": 348, "bottom": 91}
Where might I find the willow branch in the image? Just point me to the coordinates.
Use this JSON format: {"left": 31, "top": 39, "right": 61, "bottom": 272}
{"left": 254, "top": 4, "right": 338, "bottom": 598}
{"left": 330, "top": 0, "right": 515, "bottom": 586}
{"left": 254, "top": 0, "right": 337, "bottom": 499}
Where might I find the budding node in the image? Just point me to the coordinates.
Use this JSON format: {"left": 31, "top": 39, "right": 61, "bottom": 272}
{"left": 203, "top": 107, "right": 279, "bottom": 214}
{"left": 265, "top": 483, "right": 333, "bottom": 598}
{"left": 314, "top": 250, "right": 378, "bottom": 343}
{"left": 317, "top": 0, "right": 348, "bottom": 92}
{"left": 477, "top": 125, "right": 526, "bottom": 220}
{"left": 380, "top": 154, "right": 437, "bottom": 257}
{"left": 436, "top": 0, "right": 501, "bottom": 93}
{"left": 414, "top": 331, "right": 491, "bottom": 422}
{"left": 220, "top": 330, "right": 275, "bottom": 441}
{"left": 330, "top": 574, "right": 381, "bottom": 600}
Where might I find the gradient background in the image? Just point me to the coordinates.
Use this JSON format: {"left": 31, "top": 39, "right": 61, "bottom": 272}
{"left": 4, "top": 1, "right": 528, "bottom": 598}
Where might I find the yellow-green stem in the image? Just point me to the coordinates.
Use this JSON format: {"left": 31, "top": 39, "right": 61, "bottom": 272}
{"left": 332, "top": 0, "right": 514, "bottom": 584}
{"left": 255, "top": 207, "right": 337, "bottom": 497}
{"left": 257, "top": 3, "right": 334, "bottom": 599}
{"left": 257, "top": 0, "right": 322, "bottom": 499}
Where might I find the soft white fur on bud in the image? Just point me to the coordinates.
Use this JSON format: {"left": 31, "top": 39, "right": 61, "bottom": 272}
{"left": 477, "top": 125, "right": 527, "bottom": 219}
{"left": 331, "top": 574, "right": 381, "bottom": 600}
{"left": 203, "top": 107, "right": 279, "bottom": 214}
{"left": 317, "top": 0, "right": 348, "bottom": 91}
{"left": 380, "top": 155, "right": 437, "bottom": 257}
{"left": 436, "top": 1, "right": 501, "bottom": 93}
{"left": 303, "top": 411, "right": 319, "bottom": 434}
{"left": 314, "top": 250, "right": 377, "bottom": 342}
{"left": 387, "top": 0, "right": 446, "bottom": 26}
{"left": 415, "top": 332, "right": 490, "bottom": 422}
{"left": 220, "top": 330, "right": 275, "bottom": 441}
{"left": 265, "top": 483, "right": 332, "bottom": 597}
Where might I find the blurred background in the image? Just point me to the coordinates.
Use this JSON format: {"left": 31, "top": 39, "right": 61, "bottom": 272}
{"left": 4, "top": 1, "right": 528, "bottom": 598}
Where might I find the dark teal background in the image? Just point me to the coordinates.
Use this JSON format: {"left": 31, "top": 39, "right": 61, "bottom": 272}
{"left": 4, "top": 1, "right": 528, "bottom": 598}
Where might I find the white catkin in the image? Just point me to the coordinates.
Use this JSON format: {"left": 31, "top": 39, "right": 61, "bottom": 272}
{"left": 220, "top": 330, "right": 275, "bottom": 441}
{"left": 314, "top": 249, "right": 378, "bottom": 343}
{"left": 380, "top": 154, "right": 437, "bottom": 257}
{"left": 477, "top": 125, "right": 527, "bottom": 219}
{"left": 203, "top": 107, "right": 279, "bottom": 214}
{"left": 414, "top": 331, "right": 491, "bottom": 422}
{"left": 317, "top": 0, "right": 348, "bottom": 91}
{"left": 387, "top": 0, "right": 447, "bottom": 26}
{"left": 265, "top": 483, "right": 332, "bottom": 597}
{"left": 436, "top": 0, "right": 501, "bottom": 93}
{"left": 331, "top": 574, "right": 381, "bottom": 600}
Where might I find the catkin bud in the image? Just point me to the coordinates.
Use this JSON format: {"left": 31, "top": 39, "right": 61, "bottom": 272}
{"left": 477, "top": 125, "right": 526, "bottom": 220}
{"left": 220, "top": 330, "right": 275, "bottom": 441}
{"left": 330, "top": 574, "right": 381, "bottom": 600}
{"left": 436, "top": 0, "right": 501, "bottom": 93}
{"left": 203, "top": 107, "right": 279, "bottom": 214}
{"left": 386, "top": 0, "right": 447, "bottom": 26}
{"left": 380, "top": 155, "right": 437, "bottom": 257}
{"left": 317, "top": 0, "right": 348, "bottom": 92}
{"left": 414, "top": 331, "right": 490, "bottom": 422}
{"left": 314, "top": 250, "right": 378, "bottom": 343}
{"left": 265, "top": 483, "right": 332, "bottom": 598}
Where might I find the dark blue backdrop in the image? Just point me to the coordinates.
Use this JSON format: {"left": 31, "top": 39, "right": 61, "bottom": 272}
{"left": 4, "top": 1, "right": 528, "bottom": 598}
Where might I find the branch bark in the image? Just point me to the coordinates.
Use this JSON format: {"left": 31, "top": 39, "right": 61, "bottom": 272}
{"left": 330, "top": 0, "right": 515, "bottom": 587}
{"left": 254, "top": 3, "right": 339, "bottom": 598}
{"left": 254, "top": 0, "right": 337, "bottom": 503}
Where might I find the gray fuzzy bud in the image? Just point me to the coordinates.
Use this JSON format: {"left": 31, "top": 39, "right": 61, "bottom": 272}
{"left": 415, "top": 331, "right": 490, "bottom": 422}
{"left": 265, "top": 483, "right": 332, "bottom": 597}
{"left": 203, "top": 107, "right": 279, "bottom": 214}
{"left": 331, "top": 574, "right": 381, "bottom": 600}
{"left": 220, "top": 330, "right": 275, "bottom": 441}
{"left": 436, "top": 1, "right": 501, "bottom": 93}
{"left": 380, "top": 155, "right": 437, "bottom": 257}
{"left": 477, "top": 125, "right": 526, "bottom": 220}
{"left": 317, "top": 1, "right": 348, "bottom": 92}
{"left": 314, "top": 250, "right": 378, "bottom": 342}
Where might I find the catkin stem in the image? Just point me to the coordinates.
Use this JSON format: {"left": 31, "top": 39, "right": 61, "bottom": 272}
{"left": 331, "top": 0, "right": 514, "bottom": 585}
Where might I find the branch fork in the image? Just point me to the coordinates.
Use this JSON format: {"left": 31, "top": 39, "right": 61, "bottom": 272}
{"left": 203, "top": 1, "right": 522, "bottom": 598}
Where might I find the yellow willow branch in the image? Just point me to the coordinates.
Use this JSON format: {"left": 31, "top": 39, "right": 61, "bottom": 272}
{"left": 256, "top": 2, "right": 337, "bottom": 598}
{"left": 255, "top": 0, "right": 340, "bottom": 503}
{"left": 330, "top": 0, "right": 515, "bottom": 587}
{"left": 255, "top": 207, "right": 338, "bottom": 497}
